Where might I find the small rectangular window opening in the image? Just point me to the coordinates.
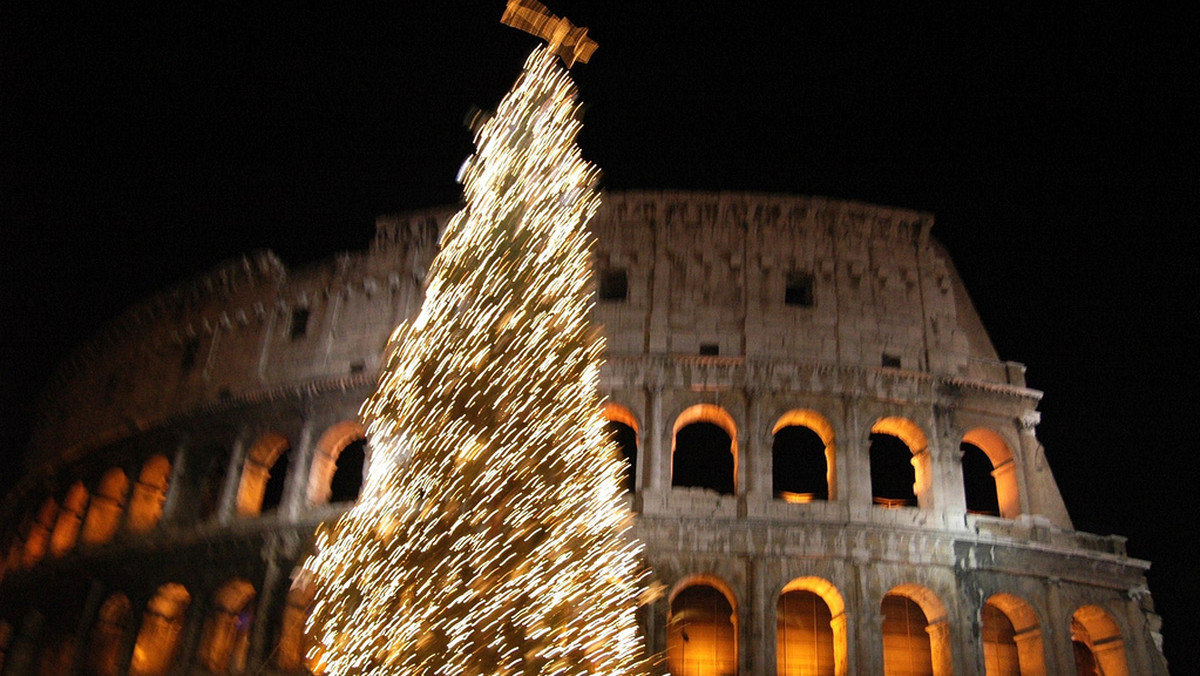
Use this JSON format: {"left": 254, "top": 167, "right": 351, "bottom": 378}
{"left": 699, "top": 343, "right": 720, "bottom": 356}
{"left": 785, "top": 272, "right": 814, "bottom": 306}
{"left": 290, "top": 308, "right": 310, "bottom": 341}
{"left": 598, "top": 268, "right": 628, "bottom": 302}
{"left": 881, "top": 353, "right": 902, "bottom": 369}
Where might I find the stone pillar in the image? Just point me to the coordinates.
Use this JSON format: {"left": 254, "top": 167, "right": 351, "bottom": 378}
{"left": 68, "top": 580, "right": 107, "bottom": 676}
{"left": 926, "top": 619, "right": 953, "bottom": 676}
{"left": 911, "top": 447, "right": 935, "bottom": 511}
{"left": 248, "top": 541, "right": 286, "bottom": 672}
{"left": 1013, "top": 627, "right": 1048, "bottom": 676}
{"left": 1091, "top": 637, "right": 1130, "bottom": 676}
{"left": 1042, "top": 577, "right": 1073, "bottom": 676}
{"left": 286, "top": 421, "right": 317, "bottom": 517}
{"left": 742, "top": 556, "right": 761, "bottom": 675}
{"left": 830, "top": 611, "right": 850, "bottom": 676}
{"left": 988, "top": 458, "right": 1019, "bottom": 518}
{"left": 646, "top": 385, "right": 667, "bottom": 493}
{"left": 160, "top": 442, "right": 189, "bottom": 525}
{"left": 216, "top": 436, "right": 248, "bottom": 525}
{"left": 740, "top": 386, "right": 761, "bottom": 501}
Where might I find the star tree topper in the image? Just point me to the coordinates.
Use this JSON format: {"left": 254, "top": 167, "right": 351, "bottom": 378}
{"left": 501, "top": 0, "right": 598, "bottom": 67}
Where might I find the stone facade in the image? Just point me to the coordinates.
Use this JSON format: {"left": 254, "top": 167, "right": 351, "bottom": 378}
{"left": 0, "top": 192, "right": 1168, "bottom": 675}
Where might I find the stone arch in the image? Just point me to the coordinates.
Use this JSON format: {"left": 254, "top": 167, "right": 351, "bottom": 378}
{"left": 772, "top": 409, "right": 837, "bottom": 502}
{"left": 777, "top": 576, "right": 847, "bottom": 676}
{"left": 130, "top": 583, "right": 191, "bottom": 676}
{"left": 22, "top": 497, "right": 57, "bottom": 566}
{"left": 197, "top": 579, "right": 256, "bottom": 673}
{"left": 1071, "top": 605, "right": 1129, "bottom": 676}
{"left": 49, "top": 482, "right": 89, "bottom": 556}
{"left": 87, "top": 593, "right": 132, "bottom": 676}
{"left": 275, "top": 576, "right": 316, "bottom": 671}
{"left": 881, "top": 583, "right": 952, "bottom": 676}
{"left": 308, "top": 421, "right": 368, "bottom": 505}
{"left": 869, "top": 418, "right": 930, "bottom": 509}
{"left": 127, "top": 455, "right": 172, "bottom": 533}
{"left": 962, "top": 428, "right": 1021, "bottom": 519}
{"left": 668, "top": 575, "right": 738, "bottom": 676}
{"left": 82, "top": 469, "right": 129, "bottom": 545}
{"left": 672, "top": 404, "right": 738, "bottom": 495}
{"left": 236, "top": 433, "right": 291, "bottom": 516}
{"left": 983, "top": 593, "right": 1045, "bottom": 676}
{"left": 603, "top": 402, "right": 640, "bottom": 492}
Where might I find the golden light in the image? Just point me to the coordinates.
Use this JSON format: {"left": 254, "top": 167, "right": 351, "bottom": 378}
{"left": 302, "top": 42, "right": 645, "bottom": 675}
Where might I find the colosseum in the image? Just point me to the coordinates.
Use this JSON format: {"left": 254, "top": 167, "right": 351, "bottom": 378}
{"left": 0, "top": 191, "right": 1169, "bottom": 675}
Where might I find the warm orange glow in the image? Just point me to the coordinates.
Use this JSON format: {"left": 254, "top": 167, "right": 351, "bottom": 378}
{"left": 603, "top": 402, "right": 639, "bottom": 433}
{"left": 779, "top": 577, "right": 847, "bottom": 676}
{"left": 882, "top": 585, "right": 951, "bottom": 676}
{"left": 22, "top": 498, "right": 57, "bottom": 566}
{"left": 49, "top": 483, "right": 89, "bottom": 556}
{"left": 773, "top": 409, "right": 837, "bottom": 501}
{"left": 127, "top": 456, "right": 171, "bottom": 533}
{"left": 306, "top": 421, "right": 366, "bottom": 505}
{"left": 197, "top": 579, "right": 256, "bottom": 673}
{"left": 275, "top": 580, "right": 316, "bottom": 671}
{"left": 89, "top": 594, "right": 132, "bottom": 676}
{"left": 779, "top": 491, "right": 815, "bottom": 504}
{"left": 962, "top": 428, "right": 1020, "bottom": 519}
{"left": 871, "top": 418, "right": 930, "bottom": 508}
{"left": 1071, "top": 605, "right": 1129, "bottom": 676}
{"left": 82, "top": 469, "right": 129, "bottom": 545}
{"left": 130, "top": 583, "right": 191, "bottom": 676}
{"left": 236, "top": 433, "right": 290, "bottom": 516}
{"left": 672, "top": 404, "right": 739, "bottom": 492}
{"left": 668, "top": 581, "right": 738, "bottom": 676}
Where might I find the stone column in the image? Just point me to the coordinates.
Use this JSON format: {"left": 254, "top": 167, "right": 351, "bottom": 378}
{"left": 926, "top": 619, "right": 953, "bottom": 676}
{"left": 68, "top": 580, "right": 108, "bottom": 675}
{"left": 911, "top": 447, "right": 935, "bottom": 511}
{"left": 1042, "top": 577, "right": 1074, "bottom": 676}
{"left": 1013, "top": 627, "right": 1048, "bottom": 676}
{"left": 286, "top": 421, "right": 317, "bottom": 517}
{"left": 991, "top": 459, "right": 1020, "bottom": 520}
{"left": 216, "top": 436, "right": 248, "bottom": 525}
{"left": 740, "top": 386, "right": 761, "bottom": 502}
{"left": 646, "top": 385, "right": 667, "bottom": 493}
{"left": 248, "top": 539, "right": 286, "bottom": 672}
{"left": 830, "top": 611, "right": 850, "bottom": 676}
{"left": 160, "top": 442, "right": 189, "bottom": 525}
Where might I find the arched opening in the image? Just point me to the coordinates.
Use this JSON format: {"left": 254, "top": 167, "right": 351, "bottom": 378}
{"left": 1071, "top": 605, "right": 1129, "bottom": 676}
{"left": 881, "top": 584, "right": 952, "bottom": 676}
{"left": 962, "top": 429, "right": 1021, "bottom": 519}
{"left": 22, "top": 498, "right": 57, "bottom": 566}
{"left": 275, "top": 579, "right": 316, "bottom": 672}
{"left": 82, "top": 469, "right": 129, "bottom": 545}
{"left": 50, "top": 483, "right": 89, "bottom": 556}
{"left": 235, "top": 434, "right": 291, "bottom": 516}
{"left": 672, "top": 405, "right": 737, "bottom": 496}
{"left": 962, "top": 444, "right": 1000, "bottom": 515}
{"left": 36, "top": 628, "right": 76, "bottom": 676}
{"left": 869, "top": 418, "right": 928, "bottom": 509}
{"left": 88, "top": 594, "right": 132, "bottom": 676}
{"left": 983, "top": 593, "right": 1044, "bottom": 676}
{"left": 668, "top": 579, "right": 738, "bottom": 676}
{"left": 772, "top": 410, "right": 836, "bottom": 502}
{"left": 777, "top": 577, "right": 846, "bottom": 676}
{"left": 307, "top": 422, "right": 368, "bottom": 505}
{"left": 604, "top": 403, "right": 639, "bottom": 492}
{"left": 197, "top": 579, "right": 256, "bottom": 673}
{"left": 329, "top": 440, "right": 367, "bottom": 503}
{"left": 127, "top": 456, "right": 172, "bottom": 533}
{"left": 130, "top": 583, "right": 191, "bottom": 676}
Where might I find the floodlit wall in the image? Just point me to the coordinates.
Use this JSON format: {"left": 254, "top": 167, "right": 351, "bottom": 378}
{"left": 0, "top": 193, "right": 1167, "bottom": 676}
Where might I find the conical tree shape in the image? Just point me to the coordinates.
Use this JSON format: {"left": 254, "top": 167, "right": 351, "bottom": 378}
{"left": 304, "top": 47, "right": 645, "bottom": 676}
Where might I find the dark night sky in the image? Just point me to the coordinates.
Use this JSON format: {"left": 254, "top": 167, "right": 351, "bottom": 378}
{"left": 2, "top": 2, "right": 1196, "bottom": 669}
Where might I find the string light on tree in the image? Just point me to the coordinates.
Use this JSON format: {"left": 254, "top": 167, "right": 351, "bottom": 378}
{"left": 303, "top": 4, "right": 646, "bottom": 674}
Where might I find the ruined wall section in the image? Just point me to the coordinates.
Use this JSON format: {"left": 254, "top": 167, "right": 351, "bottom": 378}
{"left": 27, "top": 211, "right": 449, "bottom": 471}
{"left": 591, "top": 192, "right": 1011, "bottom": 381}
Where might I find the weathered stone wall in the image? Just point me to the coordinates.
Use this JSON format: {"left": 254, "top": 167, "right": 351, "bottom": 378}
{"left": 0, "top": 192, "right": 1168, "bottom": 676}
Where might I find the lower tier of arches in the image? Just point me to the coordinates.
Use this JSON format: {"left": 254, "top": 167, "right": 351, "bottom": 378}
{"left": 0, "top": 516, "right": 1167, "bottom": 676}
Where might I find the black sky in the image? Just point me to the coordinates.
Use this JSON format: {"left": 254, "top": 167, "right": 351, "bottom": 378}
{"left": 2, "top": 2, "right": 1196, "bottom": 669}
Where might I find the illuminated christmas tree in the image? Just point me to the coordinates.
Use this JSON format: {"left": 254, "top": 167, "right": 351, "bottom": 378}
{"left": 302, "top": 19, "right": 645, "bottom": 676}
